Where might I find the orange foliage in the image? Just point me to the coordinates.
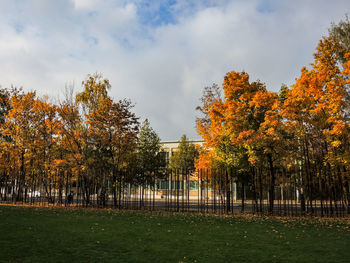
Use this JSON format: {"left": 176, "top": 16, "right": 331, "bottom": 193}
{"left": 196, "top": 71, "right": 282, "bottom": 169}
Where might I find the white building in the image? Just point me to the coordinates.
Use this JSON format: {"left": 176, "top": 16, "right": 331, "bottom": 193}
{"left": 159, "top": 139, "right": 204, "bottom": 164}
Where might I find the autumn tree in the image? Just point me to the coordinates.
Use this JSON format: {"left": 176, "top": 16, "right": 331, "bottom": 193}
{"left": 74, "top": 74, "right": 139, "bottom": 206}
{"left": 0, "top": 88, "right": 11, "bottom": 200}
{"left": 196, "top": 72, "right": 284, "bottom": 212}
{"left": 56, "top": 98, "right": 83, "bottom": 205}
{"left": 76, "top": 73, "right": 111, "bottom": 114}
{"left": 281, "top": 35, "right": 350, "bottom": 214}
{"left": 0, "top": 88, "right": 10, "bottom": 126}
{"left": 72, "top": 73, "right": 112, "bottom": 205}
{"left": 31, "top": 97, "right": 61, "bottom": 203}
{"left": 328, "top": 15, "right": 350, "bottom": 64}
{"left": 195, "top": 84, "right": 236, "bottom": 168}
{"left": 0, "top": 90, "right": 38, "bottom": 201}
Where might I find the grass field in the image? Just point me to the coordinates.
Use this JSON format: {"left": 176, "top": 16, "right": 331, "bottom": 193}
{"left": 0, "top": 205, "right": 349, "bottom": 263}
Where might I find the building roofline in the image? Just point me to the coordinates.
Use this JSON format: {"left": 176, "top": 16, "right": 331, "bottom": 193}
{"left": 160, "top": 139, "right": 204, "bottom": 144}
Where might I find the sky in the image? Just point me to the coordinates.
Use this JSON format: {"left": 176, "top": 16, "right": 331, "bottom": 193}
{"left": 0, "top": 0, "right": 349, "bottom": 141}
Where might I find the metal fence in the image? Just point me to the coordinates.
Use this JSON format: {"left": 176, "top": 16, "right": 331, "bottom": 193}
{"left": 0, "top": 168, "right": 349, "bottom": 217}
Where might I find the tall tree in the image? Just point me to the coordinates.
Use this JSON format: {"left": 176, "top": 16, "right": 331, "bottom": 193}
{"left": 328, "top": 15, "right": 350, "bottom": 64}
{"left": 281, "top": 35, "right": 350, "bottom": 213}
{"left": 84, "top": 92, "right": 139, "bottom": 206}
{"left": 196, "top": 72, "right": 284, "bottom": 212}
{"left": 0, "top": 88, "right": 10, "bottom": 126}
{"left": 169, "top": 134, "right": 198, "bottom": 170}
{"left": 76, "top": 73, "right": 111, "bottom": 114}
{"left": 1, "top": 90, "right": 37, "bottom": 201}
{"left": 136, "top": 119, "right": 164, "bottom": 171}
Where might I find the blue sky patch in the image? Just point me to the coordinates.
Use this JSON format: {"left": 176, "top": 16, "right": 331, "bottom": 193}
{"left": 11, "top": 22, "right": 24, "bottom": 33}
{"left": 257, "top": 0, "right": 274, "bottom": 14}
{"left": 137, "top": 0, "right": 178, "bottom": 27}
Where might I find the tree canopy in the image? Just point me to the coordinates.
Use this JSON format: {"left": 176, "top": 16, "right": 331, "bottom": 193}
{"left": 136, "top": 119, "right": 164, "bottom": 171}
{"left": 169, "top": 134, "right": 199, "bottom": 170}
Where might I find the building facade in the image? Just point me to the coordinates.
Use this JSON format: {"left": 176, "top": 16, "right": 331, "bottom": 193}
{"left": 159, "top": 139, "right": 204, "bottom": 165}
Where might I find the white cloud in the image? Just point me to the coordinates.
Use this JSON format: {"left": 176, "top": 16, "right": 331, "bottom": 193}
{"left": 0, "top": 0, "right": 349, "bottom": 140}
{"left": 73, "top": 0, "right": 99, "bottom": 10}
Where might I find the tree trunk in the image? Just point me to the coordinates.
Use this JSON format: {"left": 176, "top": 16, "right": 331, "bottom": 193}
{"left": 241, "top": 181, "right": 245, "bottom": 212}
{"left": 267, "top": 153, "right": 275, "bottom": 214}
{"left": 251, "top": 167, "right": 258, "bottom": 213}
{"left": 226, "top": 170, "right": 231, "bottom": 212}
{"left": 16, "top": 150, "right": 25, "bottom": 202}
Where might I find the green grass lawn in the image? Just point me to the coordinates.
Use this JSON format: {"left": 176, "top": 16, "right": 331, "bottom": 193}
{"left": 0, "top": 205, "right": 349, "bottom": 263}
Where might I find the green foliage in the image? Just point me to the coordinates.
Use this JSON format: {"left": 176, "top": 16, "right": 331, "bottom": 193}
{"left": 328, "top": 14, "right": 350, "bottom": 64}
{"left": 136, "top": 119, "right": 164, "bottom": 171}
{"left": 0, "top": 88, "right": 10, "bottom": 142}
{"left": 279, "top": 84, "right": 288, "bottom": 103}
{"left": 169, "top": 134, "right": 199, "bottom": 170}
{"left": 0, "top": 88, "right": 10, "bottom": 124}
{"left": 75, "top": 73, "right": 111, "bottom": 113}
